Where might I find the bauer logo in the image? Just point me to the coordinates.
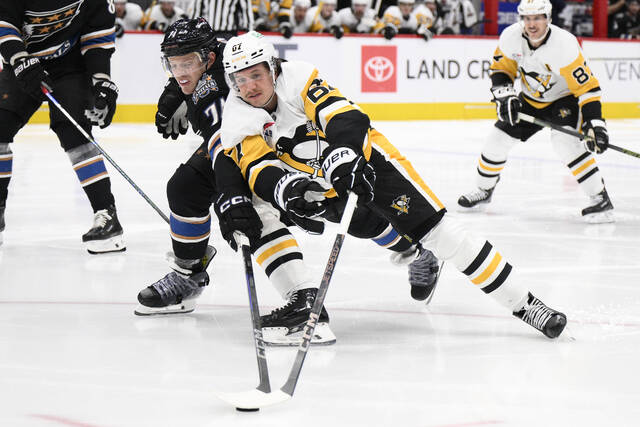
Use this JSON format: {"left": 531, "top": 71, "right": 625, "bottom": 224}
{"left": 361, "top": 46, "right": 397, "bottom": 92}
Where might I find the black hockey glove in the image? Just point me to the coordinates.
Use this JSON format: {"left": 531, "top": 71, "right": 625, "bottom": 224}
{"left": 274, "top": 173, "right": 327, "bottom": 235}
{"left": 322, "top": 147, "right": 376, "bottom": 203}
{"left": 214, "top": 193, "right": 263, "bottom": 251}
{"left": 330, "top": 25, "right": 344, "bottom": 39}
{"left": 491, "top": 85, "right": 521, "bottom": 127}
{"left": 279, "top": 22, "right": 293, "bottom": 39}
{"left": 582, "top": 119, "right": 609, "bottom": 154}
{"left": 156, "top": 79, "right": 189, "bottom": 140}
{"left": 115, "top": 22, "right": 125, "bottom": 38}
{"left": 85, "top": 77, "right": 119, "bottom": 128}
{"left": 382, "top": 25, "right": 397, "bottom": 40}
{"left": 11, "top": 53, "right": 50, "bottom": 101}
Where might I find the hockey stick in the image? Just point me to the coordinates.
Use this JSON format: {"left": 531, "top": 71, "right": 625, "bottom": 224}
{"left": 214, "top": 233, "right": 273, "bottom": 410}
{"left": 41, "top": 85, "right": 171, "bottom": 224}
{"left": 216, "top": 192, "right": 359, "bottom": 410}
{"left": 518, "top": 112, "right": 640, "bottom": 159}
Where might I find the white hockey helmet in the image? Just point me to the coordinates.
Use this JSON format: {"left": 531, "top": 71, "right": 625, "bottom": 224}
{"left": 223, "top": 31, "right": 278, "bottom": 90}
{"left": 352, "top": 0, "right": 370, "bottom": 7}
{"left": 320, "top": 0, "right": 338, "bottom": 5}
{"left": 397, "top": 0, "right": 416, "bottom": 5}
{"left": 294, "top": 0, "right": 312, "bottom": 8}
{"left": 517, "top": 0, "right": 552, "bottom": 19}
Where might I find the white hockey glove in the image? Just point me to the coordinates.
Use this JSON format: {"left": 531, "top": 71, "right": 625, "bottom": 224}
{"left": 84, "top": 75, "right": 119, "bottom": 129}
{"left": 417, "top": 24, "right": 433, "bottom": 41}
{"left": 275, "top": 173, "right": 327, "bottom": 234}
{"left": 582, "top": 119, "right": 609, "bottom": 154}
{"left": 156, "top": 101, "right": 189, "bottom": 140}
{"left": 491, "top": 85, "right": 521, "bottom": 127}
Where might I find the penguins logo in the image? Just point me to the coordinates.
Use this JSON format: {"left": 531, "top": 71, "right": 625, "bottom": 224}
{"left": 391, "top": 195, "right": 410, "bottom": 215}
{"left": 557, "top": 108, "right": 571, "bottom": 119}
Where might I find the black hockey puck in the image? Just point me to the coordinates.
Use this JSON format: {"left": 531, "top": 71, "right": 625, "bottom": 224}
{"left": 236, "top": 407, "right": 259, "bottom": 412}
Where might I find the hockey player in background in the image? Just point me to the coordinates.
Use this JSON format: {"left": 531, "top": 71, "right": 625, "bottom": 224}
{"left": 338, "top": 0, "right": 383, "bottom": 34}
{"left": 0, "top": 0, "right": 124, "bottom": 253}
{"left": 458, "top": 0, "right": 614, "bottom": 223}
{"left": 134, "top": 18, "right": 336, "bottom": 346}
{"left": 115, "top": 0, "right": 143, "bottom": 37}
{"left": 381, "top": 0, "right": 434, "bottom": 40}
{"left": 145, "top": 0, "right": 188, "bottom": 32}
{"left": 304, "top": 0, "right": 344, "bottom": 38}
{"left": 220, "top": 31, "right": 567, "bottom": 339}
{"left": 290, "top": 0, "right": 312, "bottom": 34}
{"left": 253, "top": 0, "right": 294, "bottom": 38}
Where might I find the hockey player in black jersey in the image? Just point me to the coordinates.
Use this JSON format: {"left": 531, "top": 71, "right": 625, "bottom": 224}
{"left": 0, "top": 0, "right": 124, "bottom": 253}
{"left": 133, "top": 19, "right": 336, "bottom": 346}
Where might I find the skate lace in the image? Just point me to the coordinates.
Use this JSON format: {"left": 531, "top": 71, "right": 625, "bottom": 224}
{"left": 408, "top": 249, "right": 439, "bottom": 288}
{"left": 152, "top": 272, "right": 198, "bottom": 301}
{"left": 521, "top": 300, "right": 554, "bottom": 331}
{"left": 270, "top": 292, "right": 300, "bottom": 316}
{"left": 91, "top": 209, "right": 112, "bottom": 229}
{"left": 464, "top": 188, "right": 489, "bottom": 203}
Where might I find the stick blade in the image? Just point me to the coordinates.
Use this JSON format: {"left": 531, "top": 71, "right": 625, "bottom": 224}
{"left": 214, "top": 389, "right": 291, "bottom": 409}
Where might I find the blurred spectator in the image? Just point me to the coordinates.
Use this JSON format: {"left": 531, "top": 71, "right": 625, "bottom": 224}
{"left": 608, "top": 0, "right": 628, "bottom": 35}
{"left": 253, "top": 0, "right": 293, "bottom": 37}
{"left": 115, "top": 0, "right": 144, "bottom": 37}
{"left": 437, "top": 0, "right": 477, "bottom": 34}
{"left": 290, "top": 0, "right": 312, "bottom": 33}
{"left": 305, "top": 0, "right": 344, "bottom": 38}
{"left": 145, "top": 0, "right": 189, "bottom": 31}
{"left": 558, "top": 1, "right": 593, "bottom": 36}
{"left": 381, "top": 0, "right": 435, "bottom": 40}
{"left": 338, "top": 0, "right": 384, "bottom": 33}
{"left": 611, "top": 0, "right": 640, "bottom": 38}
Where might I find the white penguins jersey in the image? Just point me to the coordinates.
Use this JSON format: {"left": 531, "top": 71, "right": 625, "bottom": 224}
{"left": 382, "top": 5, "right": 434, "bottom": 32}
{"left": 337, "top": 7, "right": 381, "bottom": 34}
{"left": 491, "top": 23, "right": 601, "bottom": 109}
{"left": 304, "top": 5, "right": 341, "bottom": 32}
{"left": 221, "top": 60, "right": 366, "bottom": 196}
{"left": 116, "top": 3, "right": 143, "bottom": 30}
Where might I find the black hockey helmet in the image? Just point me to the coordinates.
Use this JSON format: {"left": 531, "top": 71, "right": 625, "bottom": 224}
{"left": 161, "top": 17, "right": 219, "bottom": 59}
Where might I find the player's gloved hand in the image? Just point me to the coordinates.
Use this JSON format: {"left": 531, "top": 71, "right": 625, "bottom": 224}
{"left": 582, "top": 119, "right": 609, "bottom": 154}
{"left": 279, "top": 22, "right": 293, "bottom": 39}
{"left": 84, "top": 76, "right": 119, "bottom": 128}
{"left": 322, "top": 147, "right": 376, "bottom": 203}
{"left": 156, "top": 78, "right": 189, "bottom": 140}
{"left": 330, "top": 25, "right": 344, "bottom": 39}
{"left": 417, "top": 25, "right": 433, "bottom": 41}
{"left": 275, "top": 173, "right": 327, "bottom": 234}
{"left": 382, "top": 25, "right": 397, "bottom": 40}
{"left": 10, "top": 52, "right": 50, "bottom": 101}
{"left": 115, "top": 22, "right": 125, "bottom": 38}
{"left": 214, "top": 193, "right": 263, "bottom": 251}
{"left": 491, "top": 84, "right": 521, "bottom": 127}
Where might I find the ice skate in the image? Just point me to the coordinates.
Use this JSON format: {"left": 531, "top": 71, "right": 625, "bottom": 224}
{"left": 391, "top": 246, "right": 441, "bottom": 303}
{"left": 260, "top": 288, "right": 336, "bottom": 346}
{"left": 457, "top": 186, "right": 495, "bottom": 210}
{"left": 82, "top": 205, "right": 125, "bottom": 254}
{"left": 582, "top": 188, "right": 614, "bottom": 224}
{"left": 135, "top": 246, "right": 216, "bottom": 315}
{"left": 513, "top": 292, "right": 567, "bottom": 338}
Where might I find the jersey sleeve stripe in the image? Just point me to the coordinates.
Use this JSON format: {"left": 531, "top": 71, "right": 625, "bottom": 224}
{"left": 318, "top": 99, "right": 353, "bottom": 131}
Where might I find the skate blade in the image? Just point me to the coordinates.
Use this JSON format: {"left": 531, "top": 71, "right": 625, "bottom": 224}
{"left": 85, "top": 234, "right": 126, "bottom": 254}
{"left": 583, "top": 210, "right": 614, "bottom": 224}
{"left": 262, "top": 322, "right": 336, "bottom": 346}
{"left": 456, "top": 203, "right": 488, "bottom": 213}
{"left": 134, "top": 301, "right": 196, "bottom": 316}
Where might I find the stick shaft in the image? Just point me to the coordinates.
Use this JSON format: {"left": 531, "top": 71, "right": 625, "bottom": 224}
{"left": 280, "top": 192, "right": 358, "bottom": 396}
{"left": 43, "top": 88, "right": 170, "bottom": 224}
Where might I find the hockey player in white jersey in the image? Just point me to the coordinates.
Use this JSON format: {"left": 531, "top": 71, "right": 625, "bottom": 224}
{"left": 458, "top": 0, "right": 614, "bottom": 223}
{"left": 253, "top": 0, "right": 294, "bottom": 38}
{"left": 220, "top": 31, "right": 568, "bottom": 339}
{"left": 145, "top": 0, "right": 188, "bottom": 31}
{"left": 304, "top": 0, "right": 344, "bottom": 38}
{"left": 337, "top": 0, "right": 383, "bottom": 34}
{"left": 115, "top": 0, "right": 143, "bottom": 37}
{"left": 381, "top": 0, "right": 434, "bottom": 40}
{"left": 290, "top": 0, "right": 311, "bottom": 33}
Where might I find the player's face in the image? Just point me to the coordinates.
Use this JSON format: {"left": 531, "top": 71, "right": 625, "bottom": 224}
{"left": 321, "top": 4, "right": 335, "bottom": 19}
{"left": 161, "top": 2, "right": 175, "bottom": 16}
{"left": 353, "top": 5, "right": 366, "bottom": 19}
{"left": 167, "top": 52, "right": 207, "bottom": 94}
{"left": 115, "top": 3, "right": 126, "bottom": 17}
{"left": 233, "top": 63, "right": 275, "bottom": 108}
{"left": 522, "top": 14, "right": 549, "bottom": 41}
{"left": 294, "top": 6, "right": 307, "bottom": 22}
{"left": 398, "top": 2, "right": 413, "bottom": 16}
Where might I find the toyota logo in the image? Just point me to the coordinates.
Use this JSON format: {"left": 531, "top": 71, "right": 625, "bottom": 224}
{"left": 364, "top": 56, "right": 394, "bottom": 82}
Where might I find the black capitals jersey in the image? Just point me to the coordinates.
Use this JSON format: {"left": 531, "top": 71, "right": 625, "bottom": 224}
{"left": 0, "top": 0, "right": 115, "bottom": 75}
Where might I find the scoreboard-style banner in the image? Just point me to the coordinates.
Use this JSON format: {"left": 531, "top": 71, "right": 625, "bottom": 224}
{"left": 27, "top": 33, "right": 640, "bottom": 123}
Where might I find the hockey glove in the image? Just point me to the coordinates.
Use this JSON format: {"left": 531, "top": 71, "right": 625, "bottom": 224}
{"left": 156, "top": 79, "right": 189, "bottom": 140}
{"left": 214, "top": 193, "right": 263, "bottom": 251}
{"left": 274, "top": 173, "right": 327, "bottom": 235}
{"left": 279, "top": 22, "right": 293, "bottom": 39}
{"left": 85, "top": 76, "right": 119, "bottom": 129}
{"left": 582, "top": 119, "right": 609, "bottom": 154}
{"left": 382, "top": 25, "right": 397, "bottom": 40}
{"left": 322, "top": 147, "right": 376, "bottom": 203}
{"left": 10, "top": 52, "right": 50, "bottom": 101}
{"left": 491, "top": 85, "right": 521, "bottom": 127}
{"left": 330, "top": 25, "right": 344, "bottom": 39}
{"left": 417, "top": 25, "right": 433, "bottom": 41}
{"left": 115, "top": 22, "right": 125, "bottom": 38}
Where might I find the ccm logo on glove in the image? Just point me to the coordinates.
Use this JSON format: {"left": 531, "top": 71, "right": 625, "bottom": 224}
{"left": 217, "top": 195, "right": 252, "bottom": 213}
